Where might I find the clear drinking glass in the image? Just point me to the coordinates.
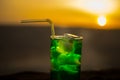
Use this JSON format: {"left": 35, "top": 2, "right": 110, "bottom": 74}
{"left": 50, "top": 34, "right": 82, "bottom": 80}
{"left": 21, "top": 19, "right": 83, "bottom": 80}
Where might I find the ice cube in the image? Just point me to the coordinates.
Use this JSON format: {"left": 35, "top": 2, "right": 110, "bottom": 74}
{"left": 59, "top": 65, "right": 78, "bottom": 74}
{"left": 57, "top": 33, "right": 79, "bottom": 54}
{"left": 57, "top": 39, "right": 73, "bottom": 53}
{"left": 61, "top": 33, "right": 79, "bottom": 52}
{"left": 64, "top": 33, "right": 79, "bottom": 39}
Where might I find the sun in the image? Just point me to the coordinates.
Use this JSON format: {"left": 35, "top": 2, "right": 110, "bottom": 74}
{"left": 97, "top": 16, "right": 106, "bottom": 26}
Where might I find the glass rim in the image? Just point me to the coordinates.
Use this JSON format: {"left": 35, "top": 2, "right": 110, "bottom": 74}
{"left": 50, "top": 35, "right": 83, "bottom": 40}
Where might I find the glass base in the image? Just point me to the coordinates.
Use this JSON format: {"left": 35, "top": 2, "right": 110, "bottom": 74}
{"left": 51, "top": 70, "right": 80, "bottom": 80}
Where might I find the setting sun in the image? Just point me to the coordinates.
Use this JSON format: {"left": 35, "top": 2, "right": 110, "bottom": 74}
{"left": 97, "top": 16, "right": 106, "bottom": 26}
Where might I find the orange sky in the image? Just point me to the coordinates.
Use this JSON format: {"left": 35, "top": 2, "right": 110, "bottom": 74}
{"left": 0, "top": 0, "right": 120, "bottom": 29}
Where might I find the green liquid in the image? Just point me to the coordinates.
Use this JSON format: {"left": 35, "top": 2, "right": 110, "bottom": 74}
{"left": 50, "top": 36, "right": 82, "bottom": 80}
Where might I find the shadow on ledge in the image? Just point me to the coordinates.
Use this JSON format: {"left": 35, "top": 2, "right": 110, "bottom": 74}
{"left": 0, "top": 69, "right": 120, "bottom": 80}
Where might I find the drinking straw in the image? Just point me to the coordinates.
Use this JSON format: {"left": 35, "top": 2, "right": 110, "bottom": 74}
{"left": 21, "top": 19, "right": 55, "bottom": 38}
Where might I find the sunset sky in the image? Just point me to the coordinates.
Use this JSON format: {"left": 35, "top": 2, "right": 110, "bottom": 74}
{"left": 0, "top": 0, "right": 120, "bottom": 29}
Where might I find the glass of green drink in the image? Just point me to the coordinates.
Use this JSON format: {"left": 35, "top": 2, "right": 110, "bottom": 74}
{"left": 21, "top": 19, "right": 83, "bottom": 80}
{"left": 51, "top": 33, "right": 82, "bottom": 80}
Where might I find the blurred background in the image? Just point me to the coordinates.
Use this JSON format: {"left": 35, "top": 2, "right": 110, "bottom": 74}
{"left": 0, "top": 0, "right": 120, "bottom": 77}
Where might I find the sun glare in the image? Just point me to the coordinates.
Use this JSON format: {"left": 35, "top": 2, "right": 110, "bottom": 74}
{"left": 68, "top": 0, "right": 116, "bottom": 15}
{"left": 97, "top": 16, "right": 106, "bottom": 26}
